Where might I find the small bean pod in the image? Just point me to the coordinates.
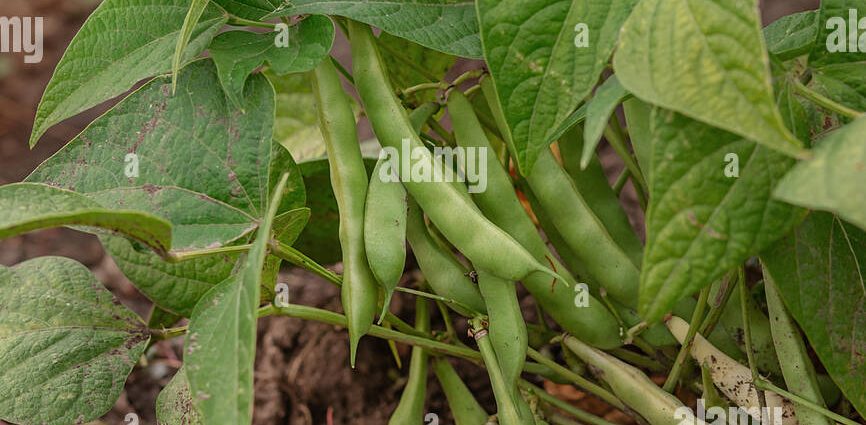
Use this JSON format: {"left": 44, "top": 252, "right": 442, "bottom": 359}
{"left": 311, "top": 59, "right": 378, "bottom": 366}
{"left": 388, "top": 297, "right": 431, "bottom": 425}
{"left": 447, "top": 90, "right": 622, "bottom": 349}
{"left": 348, "top": 21, "right": 560, "bottom": 284}
{"left": 405, "top": 198, "right": 486, "bottom": 316}
{"left": 432, "top": 358, "right": 490, "bottom": 425}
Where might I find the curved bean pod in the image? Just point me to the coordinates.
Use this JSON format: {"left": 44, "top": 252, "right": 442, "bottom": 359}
{"left": 311, "top": 59, "right": 378, "bottom": 366}
{"left": 432, "top": 358, "right": 490, "bottom": 425}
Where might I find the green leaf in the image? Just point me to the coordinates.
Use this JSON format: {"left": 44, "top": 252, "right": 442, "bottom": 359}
{"left": 763, "top": 10, "right": 819, "bottom": 61}
{"left": 210, "top": 16, "right": 335, "bottom": 107}
{"left": 213, "top": 0, "right": 279, "bottom": 20}
{"left": 268, "top": 0, "right": 482, "bottom": 58}
{"left": 478, "top": 0, "right": 638, "bottom": 174}
{"left": 0, "top": 257, "right": 149, "bottom": 425}
{"left": 273, "top": 207, "right": 312, "bottom": 245}
{"left": 379, "top": 32, "right": 456, "bottom": 104}
{"left": 156, "top": 369, "right": 202, "bottom": 425}
{"left": 88, "top": 186, "right": 256, "bottom": 251}
{"left": 774, "top": 116, "right": 866, "bottom": 231}
{"left": 29, "top": 0, "right": 227, "bottom": 147}
{"left": 581, "top": 75, "right": 630, "bottom": 169}
{"left": 761, "top": 212, "right": 866, "bottom": 417}
{"left": 622, "top": 98, "right": 653, "bottom": 182}
{"left": 811, "top": 62, "right": 866, "bottom": 112}
{"left": 639, "top": 109, "right": 804, "bottom": 322}
{"left": 100, "top": 235, "right": 237, "bottom": 316}
{"left": 0, "top": 182, "right": 172, "bottom": 255}
{"left": 185, "top": 174, "right": 289, "bottom": 425}
{"left": 614, "top": 0, "right": 807, "bottom": 159}
{"left": 809, "top": 0, "right": 866, "bottom": 66}
{"left": 173, "top": 0, "right": 211, "bottom": 92}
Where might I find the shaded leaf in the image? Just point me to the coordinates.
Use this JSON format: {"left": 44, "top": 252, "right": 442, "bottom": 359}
{"left": 763, "top": 10, "right": 819, "bottom": 61}
{"left": 0, "top": 182, "right": 172, "bottom": 255}
{"left": 379, "top": 32, "right": 456, "bottom": 104}
{"left": 581, "top": 75, "right": 630, "bottom": 169}
{"left": 809, "top": 0, "right": 866, "bottom": 66}
{"left": 213, "top": 0, "right": 279, "bottom": 20}
{"left": 268, "top": 0, "right": 481, "bottom": 58}
{"left": 775, "top": 116, "right": 866, "bottom": 231}
{"left": 761, "top": 212, "right": 866, "bottom": 417}
{"left": 639, "top": 109, "right": 803, "bottom": 321}
{"left": 478, "top": 0, "right": 638, "bottom": 174}
{"left": 156, "top": 369, "right": 202, "bottom": 425}
{"left": 614, "top": 0, "right": 807, "bottom": 159}
{"left": 811, "top": 62, "right": 866, "bottom": 113}
{"left": 0, "top": 257, "right": 149, "bottom": 425}
{"left": 29, "top": 0, "right": 226, "bottom": 147}
{"left": 210, "top": 16, "right": 335, "bottom": 107}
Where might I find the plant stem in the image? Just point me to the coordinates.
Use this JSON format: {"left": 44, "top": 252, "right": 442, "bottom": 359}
{"left": 395, "top": 286, "right": 481, "bottom": 316}
{"left": 608, "top": 348, "right": 666, "bottom": 373}
{"left": 520, "top": 380, "right": 619, "bottom": 425}
{"left": 226, "top": 16, "right": 277, "bottom": 29}
{"left": 167, "top": 244, "right": 252, "bottom": 263}
{"left": 426, "top": 116, "right": 456, "bottom": 145}
{"left": 603, "top": 121, "right": 647, "bottom": 197}
{"left": 663, "top": 286, "right": 710, "bottom": 392}
{"left": 613, "top": 169, "right": 630, "bottom": 195}
{"left": 699, "top": 272, "right": 737, "bottom": 337}
{"left": 526, "top": 347, "right": 624, "bottom": 409}
{"left": 739, "top": 268, "right": 767, "bottom": 411}
{"left": 269, "top": 240, "right": 341, "bottom": 285}
{"left": 755, "top": 378, "right": 861, "bottom": 425}
{"left": 792, "top": 79, "right": 864, "bottom": 120}
{"left": 150, "top": 326, "right": 188, "bottom": 340}
{"left": 451, "top": 69, "right": 485, "bottom": 88}
{"left": 330, "top": 56, "right": 355, "bottom": 85}
{"left": 400, "top": 82, "right": 448, "bottom": 97}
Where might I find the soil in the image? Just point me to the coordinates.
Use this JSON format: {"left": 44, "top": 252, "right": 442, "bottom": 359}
{"left": 0, "top": 0, "right": 818, "bottom": 424}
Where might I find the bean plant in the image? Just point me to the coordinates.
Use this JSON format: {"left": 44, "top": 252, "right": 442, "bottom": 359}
{"left": 1, "top": 0, "right": 865, "bottom": 424}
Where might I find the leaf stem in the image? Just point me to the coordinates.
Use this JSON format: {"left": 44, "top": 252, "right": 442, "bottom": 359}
{"left": 395, "top": 286, "right": 482, "bottom": 317}
{"left": 226, "top": 15, "right": 278, "bottom": 29}
{"left": 663, "top": 286, "right": 710, "bottom": 392}
{"left": 269, "top": 239, "right": 342, "bottom": 285}
{"left": 612, "top": 169, "right": 630, "bottom": 195}
{"left": 330, "top": 56, "right": 355, "bottom": 85}
{"left": 167, "top": 244, "right": 252, "bottom": 263}
{"left": 739, "top": 267, "right": 767, "bottom": 410}
{"left": 792, "top": 79, "right": 864, "bottom": 120}
{"left": 526, "top": 347, "right": 624, "bottom": 409}
{"left": 521, "top": 380, "right": 619, "bottom": 425}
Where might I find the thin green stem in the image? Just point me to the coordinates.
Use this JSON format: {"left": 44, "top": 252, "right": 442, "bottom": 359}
{"left": 521, "top": 380, "right": 619, "bottom": 425}
{"left": 150, "top": 326, "right": 188, "bottom": 340}
{"left": 400, "top": 82, "right": 448, "bottom": 97}
{"left": 699, "top": 272, "right": 737, "bottom": 337}
{"left": 226, "top": 16, "right": 277, "bottom": 29}
{"left": 426, "top": 116, "right": 456, "bottom": 145}
{"left": 526, "top": 347, "right": 624, "bottom": 409}
{"left": 395, "top": 286, "right": 481, "bottom": 316}
{"left": 167, "top": 244, "right": 252, "bottom": 263}
{"left": 613, "top": 169, "right": 630, "bottom": 195}
{"left": 269, "top": 240, "right": 342, "bottom": 285}
{"left": 793, "top": 79, "right": 864, "bottom": 119}
{"left": 755, "top": 378, "right": 861, "bottom": 425}
{"left": 451, "top": 69, "right": 484, "bottom": 88}
{"left": 739, "top": 268, "right": 767, "bottom": 411}
{"left": 603, "top": 122, "right": 647, "bottom": 196}
{"left": 663, "top": 286, "right": 710, "bottom": 392}
{"left": 608, "top": 348, "right": 666, "bottom": 373}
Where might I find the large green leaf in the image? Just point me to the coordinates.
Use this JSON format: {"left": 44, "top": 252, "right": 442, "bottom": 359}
{"left": 639, "top": 109, "right": 803, "bottom": 321}
{"left": 614, "top": 0, "right": 807, "bottom": 159}
{"left": 88, "top": 186, "right": 256, "bottom": 251}
{"left": 28, "top": 60, "right": 306, "bottom": 315}
{"left": 29, "top": 0, "right": 227, "bottom": 147}
{"left": 478, "top": 0, "right": 638, "bottom": 174}
{"left": 809, "top": 0, "right": 866, "bottom": 66}
{"left": 185, "top": 174, "right": 289, "bottom": 425}
{"left": 210, "top": 16, "right": 335, "bottom": 107}
{"left": 268, "top": 0, "right": 482, "bottom": 58}
{"left": 761, "top": 212, "right": 866, "bottom": 417}
{"left": 0, "top": 257, "right": 149, "bottom": 425}
{"left": 775, "top": 116, "right": 866, "bottom": 231}
{"left": 156, "top": 368, "right": 202, "bottom": 425}
{"left": 0, "top": 182, "right": 172, "bottom": 255}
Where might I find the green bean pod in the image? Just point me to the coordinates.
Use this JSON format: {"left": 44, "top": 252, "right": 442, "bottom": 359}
{"left": 563, "top": 335, "right": 705, "bottom": 425}
{"left": 763, "top": 264, "right": 830, "bottom": 425}
{"left": 348, "top": 21, "right": 559, "bottom": 284}
{"left": 311, "top": 59, "right": 378, "bottom": 366}
{"left": 447, "top": 90, "right": 622, "bottom": 349}
{"left": 364, "top": 157, "right": 408, "bottom": 321}
{"left": 432, "top": 358, "right": 490, "bottom": 425}
{"left": 405, "top": 198, "right": 486, "bottom": 316}
{"left": 479, "top": 77, "right": 641, "bottom": 307}
{"left": 408, "top": 102, "right": 440, "bottom": 133}
{"left": 557, "top": 125, "right": 643, "bottom": 263}
{"left": 388, "top": 297, "right": 431, "bottom": 425}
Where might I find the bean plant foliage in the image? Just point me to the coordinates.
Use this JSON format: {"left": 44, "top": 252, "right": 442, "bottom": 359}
{"left": 2, "top": 0, "right": 866, "bottom": 424}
